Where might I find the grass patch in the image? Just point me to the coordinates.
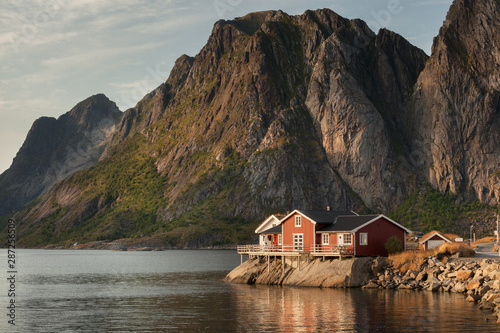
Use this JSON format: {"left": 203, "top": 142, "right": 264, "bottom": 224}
{"left": 389, "top": 242, "right": 475, "bottom": 272}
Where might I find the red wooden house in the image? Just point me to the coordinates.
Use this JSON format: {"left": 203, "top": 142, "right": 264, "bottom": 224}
{"left": 258, "top": 209, "right": 411, "bottom": 257}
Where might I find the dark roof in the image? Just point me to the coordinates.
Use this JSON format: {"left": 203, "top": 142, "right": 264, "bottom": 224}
{"left": 316, "top": 215, "right": 379, "bottom": 232}
{"left": 297, "top": 210, "right": 357, "bottom": 224}
{"left": 260, "top": 225, "right": 282, "bottom": 234}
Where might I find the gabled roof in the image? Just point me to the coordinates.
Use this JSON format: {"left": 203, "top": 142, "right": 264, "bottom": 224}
{"left": 317, "top": 215, "right": 378, "bottom": 232}
{"left": 279, "top": 209, "right": 358, "bottom": 225}
{"left": 255, "top": 214, "right": 286, "bottom": 234}
{"left": 316, "top": 214, "right": 412, "bottom": 234}
{"left": 419, "top": 231, "right": 453, "bottom": 245}
{"left": 260, "top": 225, "right": 282, "bottom": 234}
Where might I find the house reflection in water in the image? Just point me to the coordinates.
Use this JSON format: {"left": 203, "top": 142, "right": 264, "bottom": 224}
{"left": 228, "top": 284, "right": 362, "bottom": 332}
{"left": 227, "top": 283, "right": 494, "bottom": 332}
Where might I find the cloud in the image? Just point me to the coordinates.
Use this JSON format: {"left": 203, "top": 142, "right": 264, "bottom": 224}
{"left": 41, "top": 42, "right": 165, "bottom": 69}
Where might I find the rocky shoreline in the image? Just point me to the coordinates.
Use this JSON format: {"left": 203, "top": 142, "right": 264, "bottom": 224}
{"left": 364, "top": 255, "right": 500, "bottom": 324}
{"left": 225, "top": 254, "right": 500, "bottom": 325}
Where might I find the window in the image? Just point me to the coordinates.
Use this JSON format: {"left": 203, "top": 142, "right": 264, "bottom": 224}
{"left": 295, "top": 215, "right": 301, "bottom": 227}
{"left": 293, "top": 234, "right": 303, "bottom": 251}
{"left": 278, "top": 234, "right": 282, "bottom": 245}
{"left": 360, "top": 233, "right": 368, "bottom": 245}
{"left": 343, "top": 233, "right": 352, "bottom": 245}
{"left": 322, "top": 233, "right": 329, "bottom": 245}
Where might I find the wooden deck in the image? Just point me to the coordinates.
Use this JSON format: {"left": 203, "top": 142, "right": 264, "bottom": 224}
{"left": 236, "top": 244, "right": 355, "bottom": 271}
{"left": 237, "top": 244, "right": 354, "bottom": 257}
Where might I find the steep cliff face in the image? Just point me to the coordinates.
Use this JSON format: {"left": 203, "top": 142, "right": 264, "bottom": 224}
{"left": 0, "top": 94, "right": 122, "bottom": 215}
{"left": 408, "top": 0, "right": 500, "bottom": 204}
{"left": 303, "top": 14, "right": 428, "bottom": 208}
{"left": 5, "top": 0, "right": 500, "bottom": 247}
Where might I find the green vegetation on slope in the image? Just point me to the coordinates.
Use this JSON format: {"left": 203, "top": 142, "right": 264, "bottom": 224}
{"left": 389, "top": 184, "right": 496, "bottom": 237}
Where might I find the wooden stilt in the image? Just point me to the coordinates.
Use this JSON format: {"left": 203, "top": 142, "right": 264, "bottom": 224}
{"left": 282, "top": 255, "right": 284, "bottom": 275}
{"left": 241, "top": 254, "right": 243, "bottom": 264}
{"left": 267, "top": 255, "right": 270, "bottom": 272}
{"left": 298, "top": 255, "right": 301, "bottom": 271}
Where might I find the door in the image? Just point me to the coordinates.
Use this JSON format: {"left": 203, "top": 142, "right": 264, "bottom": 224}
{"left": 293, "top": 234, "right": 303, "bottom": 252}
{"left": 337, "top": 234, "right": 344, "bottom": 246}
{"left": 428, "top": 240, "right": 444, "bottom": 249}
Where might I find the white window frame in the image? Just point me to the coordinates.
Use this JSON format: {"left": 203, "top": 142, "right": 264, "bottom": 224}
{"left": 343, "top": 233, "right": 352, "bottom": 245}
{"left": 278, "top": 234, "right": 282, "bottom": 245}
{"left": 360, "top": 233, "right": 368, "bottom": 246}
{"left": 322, "top": 233, "right": 329, "bottom": 245}
{"left": 295, "top": 215, "right": 301, "bottom": 227}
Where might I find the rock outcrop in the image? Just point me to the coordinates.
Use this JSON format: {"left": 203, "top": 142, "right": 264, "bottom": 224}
{"left": 0, "top": 94, "right": 122, "bottom": 215}
{"left": 407, "top": 0, "right": 500, "bottom": 204}
{"left": 225, "top": 256, "right": 374, "bottom": 288}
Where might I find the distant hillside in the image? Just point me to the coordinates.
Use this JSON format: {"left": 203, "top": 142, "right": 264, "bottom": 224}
{"left": 0, "top": 94, "right": 122, "bottom": 217}
{"left": 2, "top": 0, "right": 499, "bottom": 248}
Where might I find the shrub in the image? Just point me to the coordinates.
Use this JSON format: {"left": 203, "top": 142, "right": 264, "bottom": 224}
{"left": 385, "top": 236, "right": 404, "bottom": 255}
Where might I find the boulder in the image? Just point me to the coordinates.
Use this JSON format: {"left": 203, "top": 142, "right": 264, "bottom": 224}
{"left": 488, "top": 270, "right": 500, "bottom": 280}
{"left": 427, "top": 278, "right": 442, "bottom": 292}
{"left": 457, "top": 270, "right": 473, "bottom": 282}
{"left": 397, "top": 283, "right": 413, "bottom": 290}
{"left": 416, "top": 271, "right": 427, "bottom": 282}
{"left": 451, "top": 282, "right": 467, "bottom": 293}
{"left": 371, "top": 257, "right": 388, "bottom": 276}
{"left": 473, "top": 270, "right": 484, "bottom": 279}
{"left": 492, "top": 280, "right": 500, "bottom": 290}
{"left": 442, "top": 284, "right": 453, "bottom": 292}
{"left": 478, "top": 285, "right": 491, "bottom": 297}
{"left": 479, "top": 301, "right": 495, "bottom": 311}
{"left": 467, "top": 280, "right": 482, "bottom": 291}
{"left": 486, "top": 293, "right": 500, "bottom": 303}
{"left": 466, "top": 295, "right": 482, "bottom": 302}
{"left": 363, "top": 281, "right": 379, "bottom": 289}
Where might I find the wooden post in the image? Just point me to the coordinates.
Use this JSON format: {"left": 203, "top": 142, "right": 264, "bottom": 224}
{"left": 298, "top": 255, "right": 301, "bottom": 271}
{"left": 241, "top": 254, "right": 243, "bottom": 264}
{"left": 267, "top": 255, "right": 270, "bottom": 272}
{"left": 282, "top": 255, "right": 285, "bottom": 275}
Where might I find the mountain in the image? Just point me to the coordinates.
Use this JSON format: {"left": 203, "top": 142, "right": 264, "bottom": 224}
{"left": 407, "top": 0, "right": 500, "bottom": 204}
{"left": 0, "top": 94, "right": 123, "bottom": 216}
{"left": 3, "top": 0, "right": 499, "bottom": 247}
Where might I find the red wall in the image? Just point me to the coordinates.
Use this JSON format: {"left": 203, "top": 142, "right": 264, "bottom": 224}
{"left": 282, "top": 213, "right": 316, "bottom": 250}
{"left": 355, "top": 217, "right": 406, "bottom": 256}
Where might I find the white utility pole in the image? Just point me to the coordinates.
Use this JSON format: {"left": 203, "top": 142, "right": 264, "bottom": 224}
{"left": 470, "top": 224, "right": 473, "bottom": 246}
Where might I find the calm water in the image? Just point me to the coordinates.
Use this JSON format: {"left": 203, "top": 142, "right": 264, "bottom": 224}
{"left": 0, "top": 249, "right": 498, "bottom": 332}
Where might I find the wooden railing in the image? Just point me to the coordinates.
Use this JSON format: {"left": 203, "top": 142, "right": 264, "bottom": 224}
{"left": 405, "top": 243, "right": 420, "bottom": 251}
{"left": 237, "top": 244, "right": 354, "bottom": 255}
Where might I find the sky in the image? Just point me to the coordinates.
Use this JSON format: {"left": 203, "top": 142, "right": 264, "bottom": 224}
{"left": 0, "top": 0, "right": 454, "bottom": 174}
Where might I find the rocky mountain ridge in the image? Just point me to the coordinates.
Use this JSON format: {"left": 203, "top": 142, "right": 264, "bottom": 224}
{"left": 2, "top": 0, "right": 499, "bottom": 247}
{"left": 0, "top": 94, "right": 122, "bottom": 216}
